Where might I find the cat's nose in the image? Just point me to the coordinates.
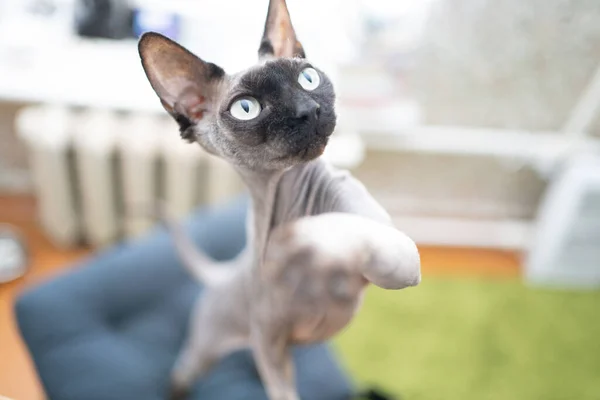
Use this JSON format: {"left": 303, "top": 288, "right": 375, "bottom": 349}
{"left": 295, "top": 99, "right": 320, "bottom": 123}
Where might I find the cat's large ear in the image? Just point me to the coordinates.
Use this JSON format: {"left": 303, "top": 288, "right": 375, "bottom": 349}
{"left": 259, "top": 0, "right": 305, "bottom": 59}
{"left": 138, "top": 32, "right": 225, "bottom": 137}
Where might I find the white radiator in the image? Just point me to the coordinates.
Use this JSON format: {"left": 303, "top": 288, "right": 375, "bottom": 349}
{"left": 16, "top": 105, "right": 245, "bottom": 249}
{"left": 525, "top": 153, "right": 600, "bottom": 289}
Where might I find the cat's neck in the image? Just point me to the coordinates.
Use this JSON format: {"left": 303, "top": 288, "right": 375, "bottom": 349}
{"left": 236, "top": 167, "right": 285, "bottom": 211}
{"left": 235, "top": 166, "right": 287, "bottom": 263}
{"left": 234, "top": 161, "right": 317, "bottom": 263}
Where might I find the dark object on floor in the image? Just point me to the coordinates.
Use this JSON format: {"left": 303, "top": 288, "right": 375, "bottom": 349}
{"left": 353, "top": 388, "right": 398, "bottom": 400}
{"left": 15, "top": 196, "right": 353, "bottom": 400}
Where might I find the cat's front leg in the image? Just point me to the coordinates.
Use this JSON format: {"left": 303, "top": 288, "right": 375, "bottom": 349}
{"left": 286, "top": 213, "right": 421, "bottom": 290}
{"left": 250, "top": 321, "right": 299, "bottom": 400}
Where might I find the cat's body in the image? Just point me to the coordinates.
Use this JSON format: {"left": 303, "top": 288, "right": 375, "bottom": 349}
{"left": 162, "top": 157, "right": 419, "bottom": 400}
{"left": 170, "top": 157, "right": 393, "bottom": 347}
{"left": 138, "top": 1, "right": 421, "bottom": 399}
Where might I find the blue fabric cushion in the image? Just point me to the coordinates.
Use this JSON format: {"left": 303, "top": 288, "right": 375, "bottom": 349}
{"left": 15, "top": 196, "right": 353, "bottom": 400}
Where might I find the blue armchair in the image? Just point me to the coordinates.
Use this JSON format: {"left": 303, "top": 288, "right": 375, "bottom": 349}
{"left": 15, "top": 196, "right": 354, "bottom": 400}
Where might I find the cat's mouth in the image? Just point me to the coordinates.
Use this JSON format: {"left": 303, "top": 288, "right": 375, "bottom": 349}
{"left": 297, "top": 136, "right": 328, "bottom": 160}
{"left": 275, "top": 122, "right": 333, "bottom": 164}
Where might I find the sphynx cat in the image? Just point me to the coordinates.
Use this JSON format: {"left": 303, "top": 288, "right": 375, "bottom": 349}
{"left": 138, "top": 1, "right": 421, "bottom": 399}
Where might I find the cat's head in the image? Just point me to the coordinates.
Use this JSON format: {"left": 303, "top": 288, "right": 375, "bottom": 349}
{"left": 138, "top": 0, "right": 336, "bottom": 171}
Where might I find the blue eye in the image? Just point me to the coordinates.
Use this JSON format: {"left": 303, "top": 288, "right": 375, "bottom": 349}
{"left": 302, "top": 71, "right": 313, "bottom": 83}
{"left": 230, "top": 97, "right": 261, "bottom": 120}
{"left": 298, "top": 68, "right": 320, "bottom": 91}
{"left": 240, "top": 99, "right": 250, "bottom": 113}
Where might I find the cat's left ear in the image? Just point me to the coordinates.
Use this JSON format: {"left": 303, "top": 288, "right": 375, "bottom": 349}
{"left": 258, "top": 0, "right": 305, "bottom": 59}
{"left": 138, "top": 32, "right": 226, "bottom": 127}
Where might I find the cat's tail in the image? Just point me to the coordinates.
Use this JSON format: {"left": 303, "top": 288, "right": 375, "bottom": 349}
{"left": 133, "top": 201, "right": 238, "bottom": 286}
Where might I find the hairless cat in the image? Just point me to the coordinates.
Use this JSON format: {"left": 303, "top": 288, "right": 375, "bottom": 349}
{"left": 138, "top": 1, "right": 421, "bottom": 399}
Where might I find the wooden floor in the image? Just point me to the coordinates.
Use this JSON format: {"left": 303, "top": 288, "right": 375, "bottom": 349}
{"left": 0, "top": 196, "right": 90, "bottom": 400}
{"left": 0, "top": 195, "right": 521, "bottom": 400}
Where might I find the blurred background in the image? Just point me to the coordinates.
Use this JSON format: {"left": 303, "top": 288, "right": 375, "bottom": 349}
{"left": 0, "top": 0, "right": 599, "bottom": 399}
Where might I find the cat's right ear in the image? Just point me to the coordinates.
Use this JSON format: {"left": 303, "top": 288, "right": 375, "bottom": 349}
{"left": 259, "top": 0, "right": 305, "bottom": 59}
{"left": 138, "top": 32, "right": 225, "bottom": 134}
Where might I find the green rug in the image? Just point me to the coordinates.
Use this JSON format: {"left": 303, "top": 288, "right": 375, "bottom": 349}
{"left": 334, "top": 276, "right": 600, "bottom": 400}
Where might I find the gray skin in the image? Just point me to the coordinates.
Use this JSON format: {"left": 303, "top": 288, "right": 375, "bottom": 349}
{"left": 138, "top": 1, "right": 421, "bottom": 399}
